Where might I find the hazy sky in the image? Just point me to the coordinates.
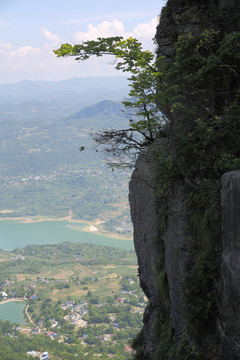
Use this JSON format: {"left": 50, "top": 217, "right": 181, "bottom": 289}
{"left": 0, "top": 0, "right": 166, "bottom": 84}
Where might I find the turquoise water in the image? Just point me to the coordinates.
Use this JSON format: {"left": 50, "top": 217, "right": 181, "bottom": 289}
{"left": 0, "top": 220, "right": 133, "bottom": 323}
{"left": 0, "top": 301, "right": 26, "bottom": 324}
{"left": 0, "top": 220, "right": 134, "bottom": 251}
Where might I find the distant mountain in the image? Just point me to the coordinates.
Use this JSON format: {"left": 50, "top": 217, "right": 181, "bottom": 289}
{"left": 0, "top": 76, "right": 129, "bottom": 103}
{"left": 0, "top": 93, "right": 131, "bottom": 225}
{"left": 0, "top": 77, "right": 129, "bottom": 122}
{"left": 70, "top": 100, "right": 123, "bottom": 119}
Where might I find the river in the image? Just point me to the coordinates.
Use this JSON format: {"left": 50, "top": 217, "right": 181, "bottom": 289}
{"left": 0, "top": 219, "right": 134, "bottom": 251}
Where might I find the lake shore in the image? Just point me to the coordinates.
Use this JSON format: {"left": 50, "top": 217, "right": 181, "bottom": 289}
{"left": 0, "top": 215, "right": 81, "bottom": 224}
{"left": 0, "top": 216, "right": 133, "bottom": 241}
{"left": 0, "top": 298, "right": 26, "bottom": 305}
{"left": 82, "top": 225, "right": 132, "bottom": 241}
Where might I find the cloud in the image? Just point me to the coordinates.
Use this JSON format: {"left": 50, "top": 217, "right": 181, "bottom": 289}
{"left": 73, "top": 18, "right": 158, "bottom": 50}
{"left": 0, "top": 45, "right": 41, "bottom": 59}
{"left": 74, "top": 20, "right": 127, "bottom": 42}
{"left": 0, "top": 18, "right": 159, "bottom": 84}
{"left": 133, "top": 17, "right": 159, "bottom": 39}
{"left": 0, "top": 46, "right": 41, "bottom": 72}
{"left": 0, "top": 40, "right": 114, "bottom": 84}
{"left": 10, "top": 46, "right": 41, "bottom": 58}
{"left": 41, "top": 26, "right": 60, "bottom": 44}
{"left": 0, "top": 41, "right": 14, "bottom": 50}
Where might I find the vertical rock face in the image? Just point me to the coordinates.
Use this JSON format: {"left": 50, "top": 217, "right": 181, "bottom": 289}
{"left": 129, "top": 140, "right": 240, "bottom": 359}
{"left": 129, "top": 145, "right": 162, "bottom": 358}
{"left": 129, "top": 147, "right": 162, "bottom": 302}
{"left": 130, "top": 151, "right": 240, "bottom": 360}
{"left": 163, "top": 184, "right": 192, "bottom": 338}
{"left": 129, "top": 143, "right": 192, "bottom": 358}
{"left": 218, "top": 171, "right": 240, "bottom": 359}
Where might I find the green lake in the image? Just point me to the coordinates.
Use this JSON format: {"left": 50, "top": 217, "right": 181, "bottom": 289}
{"left": 0, "top": 301, "right": 26, "bottom": 324}
{"left": 0, "top": 220, "right": 134, "bottom": 251}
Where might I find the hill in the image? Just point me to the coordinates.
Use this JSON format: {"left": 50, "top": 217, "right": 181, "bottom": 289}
{"left": 0, "top": 79, "right": 132, "bottom": 234}
{"left": 70, "top": 100, "right": 123, "bottom": 120}
{"left": 0, "top": 77, "right": 129, "bottom": 122}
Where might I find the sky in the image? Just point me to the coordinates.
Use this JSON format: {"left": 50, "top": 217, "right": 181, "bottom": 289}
{"left": 0, "top": 0, "right": 166, "bottom": 84}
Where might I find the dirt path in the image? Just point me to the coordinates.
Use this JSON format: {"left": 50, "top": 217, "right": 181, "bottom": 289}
{"left": 25, "top": 304, "right": 36, "bottom": 327}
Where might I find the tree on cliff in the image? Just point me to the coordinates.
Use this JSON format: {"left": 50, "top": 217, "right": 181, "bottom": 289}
{"left": 54, "top": 31, "right": 240, "bottom": 179}
{"left": 54, "top": 22, "right": 240, "bottom": 358}
{"left": 54, "top": 37, "right": 164, "bottom": 168}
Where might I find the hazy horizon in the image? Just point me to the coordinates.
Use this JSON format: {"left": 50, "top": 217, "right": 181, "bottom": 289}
{"left": 0, "top": 0, "right": 165, "bottom": 85}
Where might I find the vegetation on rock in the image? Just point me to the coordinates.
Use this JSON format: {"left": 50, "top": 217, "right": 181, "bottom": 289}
{"left": 55, "top": 2, "right": 240, "bottom": 358}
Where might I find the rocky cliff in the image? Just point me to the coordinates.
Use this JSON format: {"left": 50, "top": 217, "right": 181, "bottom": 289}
{"left": 129, "top": 0, "right": 240, "bottom": 359}
{"left": 129, "top": 144, "right": 162, "bottom": 357}
{"left": 130, "top": 152, "right": 240, "bottom": 359}
{"left": 219, "top": 171, "right": 240, "bottom": 359}
{"left": 129, "top": 143, "right": 193, "bottom": 358}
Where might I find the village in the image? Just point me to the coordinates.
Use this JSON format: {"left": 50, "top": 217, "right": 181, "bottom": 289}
{"left": 0, "top": 272, "right": 145, "bottom": 359}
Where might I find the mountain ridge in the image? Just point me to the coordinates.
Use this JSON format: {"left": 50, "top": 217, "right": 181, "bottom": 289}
{"left": 69, "top": 100, "right": 123, "bottom": 120}
{"left": 0, "top": 76, "right": 129, "bottom": 101}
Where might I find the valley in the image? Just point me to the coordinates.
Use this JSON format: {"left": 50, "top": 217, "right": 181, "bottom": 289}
{"left": 0, "top": 242, "right": 143, "bottom": 359}
{"left": 0, "top": 77, "right": 140, "bottom": 359}
{"left": 0, "top": 77, "right": 133, "bottom": 236}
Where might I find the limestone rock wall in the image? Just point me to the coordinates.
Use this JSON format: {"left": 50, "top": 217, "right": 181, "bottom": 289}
{"left": 130, "top": 146, "right": 240, "bottom": 360}
{"left": 163, "top": 184, "right": 192, "bottom": 339}
{"left": 218, "top": 171, "right": 240, "bottom": 360}
{"left": 129, "top": 145, "right": 162, "bottom": 357}
{"left": 130, "top": 146, "right": 240, "bottom": 359}
{"left": 129, "top": 143, "right": 192, "bottom": 358}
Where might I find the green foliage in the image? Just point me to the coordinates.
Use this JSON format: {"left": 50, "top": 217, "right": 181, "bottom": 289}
{"left": 168, "top": 333, "right": 203, "bottom": 360}
{"left": 151, "top": 14, "right": 240, "bottom": 360}
{"left": 55, "top": 11, "right": 240, "bottom": 358}
{"left": 54, "top": 37, "right": 164, "bottom": 154}
{"left": 132, "top": 330, "right": 145, "bottom": 360}
{"left": 0, "top": 319, "right": 85, "bottom": 360}
{"left": 0, "top": 241, "right": 143, "bottom": 359}
{"left": 165, "top": 30, "right": 240, "bottom": 181}
{"left": 153, "top": 308, "right": 173, "bottom": 360}
{"left": 54, "top": 37, "right": 123, "bottom": 60}
{"left": 183, "top": 180, "right": 221, "bottom": 333}
{"left": 156, "top": 269, "right": 170, "bottom": 308}
{"left": 161, "top": 26, "right": 240, "bottom": 335}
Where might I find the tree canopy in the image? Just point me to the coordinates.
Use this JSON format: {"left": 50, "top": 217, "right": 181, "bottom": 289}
{"left": 54, "top": 29, "right": 240, "bottom": 176}
{"left": 54, "top": 37, "right": 164, "bottom": 167}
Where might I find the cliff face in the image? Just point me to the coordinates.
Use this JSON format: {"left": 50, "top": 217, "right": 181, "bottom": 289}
{"left": 156, "top": 0, "right": 240, "bottom": 59}
{"left": 219, "top": 171, "right": 240, "bottom": 359}
{"left": 129, "top": 145, "right": 162, "bottom": 356}
{"left": 130, "top": 153, "right": 240, "bottom": 359}
{"left": 129, "top": 144, "right": 192, "bottom": 357}
{"left": 129, "top": 0, "right": 240, "bottom": 359}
